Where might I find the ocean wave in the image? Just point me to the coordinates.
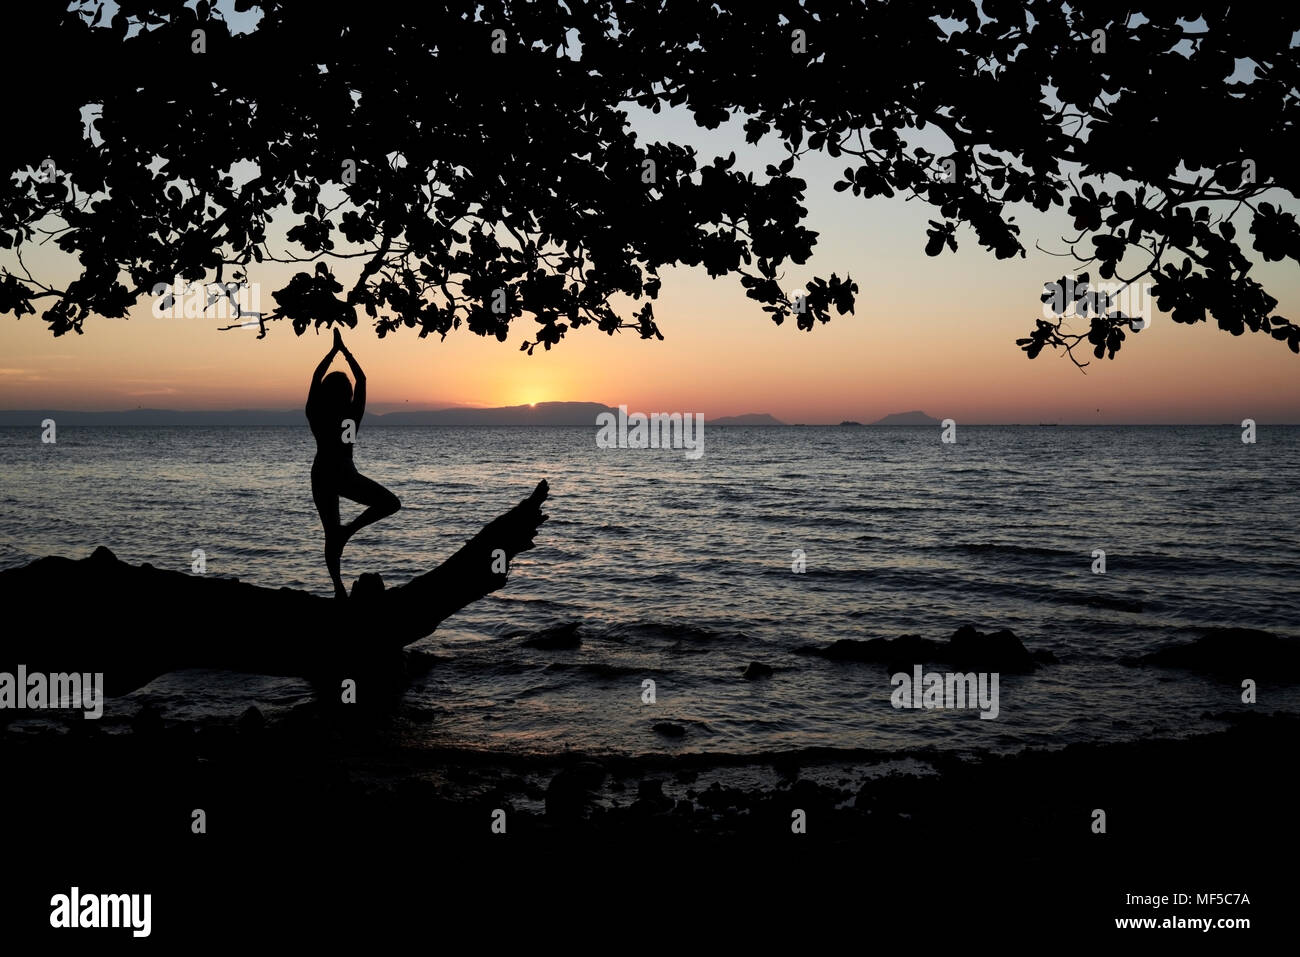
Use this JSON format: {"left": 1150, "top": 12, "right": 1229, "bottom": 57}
{"left": 614, "top": 620, "right": 749, "bottom": 646}
{"left": 936, "top": 542, "right": 1075, "bottom": 559}
{"left": 1045, "top": 590, "right": 1146, "bottom": 613}
{"left": 754, "top": 513, "right": 869, "bottom": 528}
{"left": 800, "top": 564, "right": 1146, "bottom": 613}
{"left": 542, "top": 661, "right": 646, "bottom": 679}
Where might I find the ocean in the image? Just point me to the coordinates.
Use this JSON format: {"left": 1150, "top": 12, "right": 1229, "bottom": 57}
{"left": 1, "top": 424, "right": 1297, "bottom": 762}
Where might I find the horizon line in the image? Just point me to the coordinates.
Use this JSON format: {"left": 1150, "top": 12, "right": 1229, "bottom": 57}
{"left": 0, "top": 407, "right": 1291, "bottom": 427}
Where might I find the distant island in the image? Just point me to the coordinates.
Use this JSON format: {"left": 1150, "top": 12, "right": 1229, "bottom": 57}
{"left": 839, "top": 420, "right": 864, "bottom": 426}
{"left": 871, "top": 410, "right": 943, "bottom": 426}
{"left": 707, "top": 413, "right": 785, "bottom": 426}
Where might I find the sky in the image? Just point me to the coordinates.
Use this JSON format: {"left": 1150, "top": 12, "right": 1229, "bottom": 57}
{"left": 2, "top": 23, "right": 1298, "bottom": 423}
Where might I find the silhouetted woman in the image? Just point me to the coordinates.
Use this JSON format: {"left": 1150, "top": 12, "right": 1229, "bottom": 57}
{"left": 307, "top": 328, "right": 400, "bottom": 598}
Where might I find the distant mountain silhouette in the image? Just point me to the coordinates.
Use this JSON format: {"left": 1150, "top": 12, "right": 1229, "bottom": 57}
{"left": 707, "top": 413, "right": 785, "bottom": 426}
{"left": 368, "top": 402, "right": 614, "bottom": 425}
{"left": 0, "top": 402, "right": 617, "bottom": 427}
{"left": 0, "top": 403, "right": 803, "bottom": 426}
{"left": 871, "top": 410, "right": 942, "bottom": 425}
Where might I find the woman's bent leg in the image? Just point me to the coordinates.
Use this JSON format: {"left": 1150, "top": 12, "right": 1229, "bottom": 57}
{"left": 337, "top": 470, "right": 401, "bottom": 545}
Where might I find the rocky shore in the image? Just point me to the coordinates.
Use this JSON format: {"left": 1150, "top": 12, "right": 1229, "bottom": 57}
{"left": 2, "top": 698, "right": 1289, "bottom": 938}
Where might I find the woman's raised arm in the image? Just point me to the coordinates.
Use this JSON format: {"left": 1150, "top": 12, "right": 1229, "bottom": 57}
{"left": 307, "top": 330, "right": 343, "bottom": 403}
{"left": 341, "top": 339, "right": 366, "bottom": 420}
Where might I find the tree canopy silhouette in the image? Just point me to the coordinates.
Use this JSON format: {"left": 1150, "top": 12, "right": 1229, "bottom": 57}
{"left": 4, "top": 0, "right": 1299, "bottom": 366}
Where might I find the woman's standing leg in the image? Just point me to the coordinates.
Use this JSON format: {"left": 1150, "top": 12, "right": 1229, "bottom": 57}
{"left": 311, "top": 463, "right": 348, "bottom": 599}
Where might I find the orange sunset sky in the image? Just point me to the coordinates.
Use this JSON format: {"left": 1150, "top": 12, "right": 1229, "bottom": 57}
{"left": 2, "top": 107, "right": 1298, "bottom": 424}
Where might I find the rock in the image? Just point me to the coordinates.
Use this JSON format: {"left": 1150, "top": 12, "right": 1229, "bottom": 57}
{"left": 695, "top": 781, "right": 749, "bottom": 813}
{"left": 794, "top": 634, "right": 943, "bottom": 667}
{"left": 350, "top": 572, "right": 386, "bottom": 601}
{"left": 522, "top": 622, "right": 582, "bottom": 650}
{"left": 771, "top": 755, "right": 800, "bottom": 780}
{"left": 796, "top": 626, "right": 1044, "bottom": 673}
{"left": 130, "top": 703, "right": 164, "bottom": 736}
{"left": 635, "top": 779, "right": 673, "bottom": 813}
{"left": 628, "top": 778, "right": 673, "bottom": 816}
{"left": 652, "top": 721, "right": 687, "bottom": 739}
{"left": 1127, "top": 628, "right": 1300, "bottom": 679}
{"left": 237, "top": 705, "right": 265, "bottom": 732}
{"left": 788, "top": 778, "right": 829, "bottom": 804}
{"left": 742, "top": 661, "right": 774, "bottom": 679}
{"left": 544, "top": 761, "right": 605, "bottom": 819}
{"left": 948, "top": 625, "right": 1037, "bottom": 673}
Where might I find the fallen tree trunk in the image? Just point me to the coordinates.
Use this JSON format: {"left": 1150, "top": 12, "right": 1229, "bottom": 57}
{"left": 0, "top": 480, "right": 549, "bottom": 697}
